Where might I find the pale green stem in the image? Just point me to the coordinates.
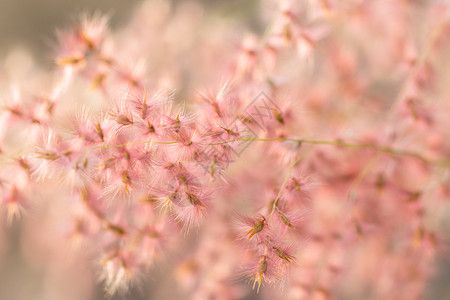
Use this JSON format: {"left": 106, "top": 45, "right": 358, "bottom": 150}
{"left": 93, "top": 136, "right": 445, "bottom": 166}
{"left": 207, "top": 137, "right": 440, "bottom": 166}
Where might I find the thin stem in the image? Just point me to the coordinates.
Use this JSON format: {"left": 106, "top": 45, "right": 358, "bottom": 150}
{"left": 95, "top": 140, "right": 177, "bottom": 150}
{"left": 91, "top": 136, "right": 444, "bottom": 167}
{"left": 269, "top": 144, "right": 315, "bottom": 217}
{"left": 207, "top": 137, "right": 437, "bottom": 165}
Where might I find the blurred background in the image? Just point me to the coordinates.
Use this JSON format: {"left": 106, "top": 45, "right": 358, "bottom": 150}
{"left": 0, "top": 0, "right": 138, "bottom": 61}
{"left": 0, "top": 0, "right": 259, "bottom": 63}
{"left": 0, "top": 0, "right": 449, "bottom": 299}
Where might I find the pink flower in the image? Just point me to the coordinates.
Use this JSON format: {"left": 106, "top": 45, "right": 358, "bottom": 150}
{"left": 236, "top": 214, "right": 270, "bottom": 245}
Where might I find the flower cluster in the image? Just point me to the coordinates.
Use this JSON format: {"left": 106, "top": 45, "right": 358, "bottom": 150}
{"left": 1, "top": 1, "right": 450, "bottom": 299}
